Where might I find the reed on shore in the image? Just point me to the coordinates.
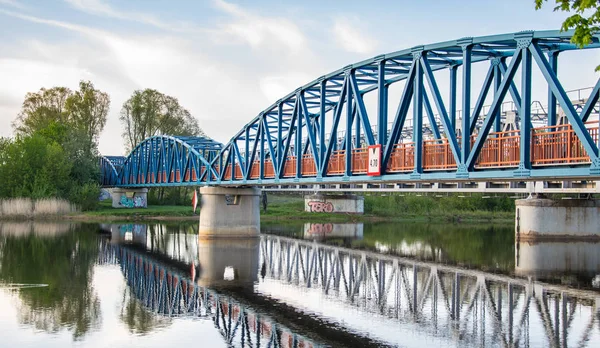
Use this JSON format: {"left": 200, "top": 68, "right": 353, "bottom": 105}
{"left": 0, "top": 198, "right": 78, "bottom": 219}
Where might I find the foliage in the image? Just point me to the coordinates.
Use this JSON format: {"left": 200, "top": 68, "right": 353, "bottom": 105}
{"left": 13, "top": 81, "right": 110, "bottom": 149}
{"left": 120, "top": 89, "right": 205, "bottom": 151}
{"left": 0, "top": 224, "right": 101, "bottom": 339}
{"left": 0, "top": 122, "right": 101, "bottom": 211}
{"left": 535, "top": 0, "right": 600, "bottom": 69}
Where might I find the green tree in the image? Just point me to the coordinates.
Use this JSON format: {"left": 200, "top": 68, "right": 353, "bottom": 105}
{"left": 536, "top": 1, "right": 600, "bottom": 69}
{"left": 13, "top": 81, "right": 110, "bottom": 150}
{"left": 65, "top": 80, "right": 110, "bottom": 147}
{"left": 13, "top": 87, "right": 72, "bottom": 136}
{"left": 119, "top": 89, "right": 205, "bottom": 152}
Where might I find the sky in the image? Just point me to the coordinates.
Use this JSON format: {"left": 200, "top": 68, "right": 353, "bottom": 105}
{"left": 0, "top": 0, "right": 590, "bottom": 155}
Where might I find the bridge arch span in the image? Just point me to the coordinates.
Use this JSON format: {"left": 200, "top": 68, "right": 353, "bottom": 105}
{"left": 116, "top": 135, "right": 223, "bottom": 187}
{"left": 99, "top": 155, "right": 125, "bottom": 187}
{"left": 210, "top": 30, "right": 600, "bottom": 185}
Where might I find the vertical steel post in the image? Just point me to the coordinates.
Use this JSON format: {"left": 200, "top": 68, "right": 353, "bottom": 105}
{"left": 277, "top": 102, "right": 283, "bottom": 168}
{"left": 412, "top": 50, "right": 424, "bottom": 177}
{"left": 460, "top": 41, "right": 473, "bottom": 165}
{"left": 259, "top": 118, "right": 265, "bottom": 180}
{"left": 377, "top": 58, "right": 388, "bottom": 145}
{"left": 450, "top": 65, "right": 458, "bottom": 131}
{"left": 493, "top": 62, "right": 502, "bottom": 134}
{"left": 296, "top": 97, "right": 302, "bottom": 178}
{"left": 319, "top": 79, "right": 327, "bottom": 167}
{"left": 547, "top": 51, "right": 559, "bottom": 126}
{"left": 519, "top": 42, "right": 532, "bottom": 174}
{"left": 345, "top": 73, "right": 353, "bottom": 176}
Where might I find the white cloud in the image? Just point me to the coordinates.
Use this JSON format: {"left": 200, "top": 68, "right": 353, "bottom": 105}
{"left": 332, "top": 16, "right": 377, "bottom": 55}
{"left": 0, "top": 1, "right": 334, "bottom": 156}
{"left": 63, "top": 0, "right": 205, "bottom": 33}
{"left": 212, "top": 0, "right": 306, "bottom": 53}
{"left": 0, "top": 0, "right": 26, "bottom": 10}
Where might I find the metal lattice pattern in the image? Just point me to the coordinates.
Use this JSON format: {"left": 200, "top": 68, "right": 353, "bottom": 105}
{"left": 99, "top": 241, "right": 320, "bottom": 348}
{"left": 103, "top": 30, "right": 600, "bottom": 187}
{"left": 260, "top": 235, "right": 600, "bottom": 348}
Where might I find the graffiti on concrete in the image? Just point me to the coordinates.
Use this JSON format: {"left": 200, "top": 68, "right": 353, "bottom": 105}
{"left": 119, "top": 194, "right": 146, "bottom": 208}
{"left": 307, "top": 201, "right": 334, "bottom": 213}
{"left": 98, "top": 189, "right": 111, "bottom": 201}
{"left": 305, "top": 223, "right": 334, "bottom": 235}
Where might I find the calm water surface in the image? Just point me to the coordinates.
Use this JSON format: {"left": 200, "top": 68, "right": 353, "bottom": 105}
{"left": 0, "top": 220, "right": 598, "bottom": 347}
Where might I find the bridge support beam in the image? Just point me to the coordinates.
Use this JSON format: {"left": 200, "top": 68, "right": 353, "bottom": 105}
{"left": 516, "top": 196, "right": 600, "bottom": 241}
{"left": 111, "top": 188, "right": 148, "bottom": 208}
{"left": 304, "top": 194, "right": 364, "bottom": 214}
{"left": 198, "top": 186, "right": 260, "bottom": 239}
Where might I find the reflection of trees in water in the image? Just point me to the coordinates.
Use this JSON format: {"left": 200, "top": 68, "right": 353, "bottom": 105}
{"left": 118, "top": 287, "right": 171, "bottom": 334}
{"left": 0, "top": 223, "right": 101, "bottom": 340}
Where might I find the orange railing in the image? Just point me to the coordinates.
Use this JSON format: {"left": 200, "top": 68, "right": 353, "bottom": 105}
{"left": 199, "top": 121, "right": 599, "bottom": 181}
{"left": 423, "top": 139, "right": 457, "bottom": 170}
{"left": 387, "top": 143, "right": 414, "bottom": 172}
{"left": 475, "top": 131, "right": 520, "bottom": 168}
{"left": 532, "top": 123, "right": 599, "bottom": 165}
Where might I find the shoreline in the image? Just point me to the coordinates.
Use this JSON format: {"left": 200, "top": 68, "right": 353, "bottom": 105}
{"left": 0, "top": 210, "right": 514, "bottom": 224}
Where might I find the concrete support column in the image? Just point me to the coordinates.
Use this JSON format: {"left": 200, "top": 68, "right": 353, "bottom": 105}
{"left": 111, "top": 188, "right": 148, "bottom": 208}
{"left": 198, "top": 186, "right": 261, "bottom": 239}
{"left": 516, "top": 197, "right": 600, "bottom": 241}
{"left": 304, "top": 194, "right": 364, "bottom": 214}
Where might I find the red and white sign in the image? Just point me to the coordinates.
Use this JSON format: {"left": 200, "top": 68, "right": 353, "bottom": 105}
{"left": 192, "top": 189, "right": 198, "bottom": 213}
{"left": 367, "top": 144, "right": 382, "bottom": 176}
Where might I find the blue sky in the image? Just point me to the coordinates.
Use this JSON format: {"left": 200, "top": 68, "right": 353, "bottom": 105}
{"left": 0, "top": 0, "right": 589, "bottom": 155}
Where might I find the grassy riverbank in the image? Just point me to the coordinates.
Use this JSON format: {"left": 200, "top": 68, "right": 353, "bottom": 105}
{"left": 65, "top": 193, "right": 514, "bottom": 223}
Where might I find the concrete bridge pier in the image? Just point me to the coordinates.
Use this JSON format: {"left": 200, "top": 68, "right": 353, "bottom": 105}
{"left": 198, "top": 186, "right": 261, "bottom": 239}
{"left": 516, "top": 195, "right": 600, "bottom": 241}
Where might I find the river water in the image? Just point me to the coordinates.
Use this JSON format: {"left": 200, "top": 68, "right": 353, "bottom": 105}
{"left": 0, "top": 221, "right": 598, "bottom": 347}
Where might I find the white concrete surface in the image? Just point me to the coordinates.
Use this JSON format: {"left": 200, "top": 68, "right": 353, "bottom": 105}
{"left": 516, "top": 198, "right": 600, "bottom": 240}
{"left": 304, "top": 194, "right": 364, "bottom": 214}
{"left": 198, "top": 186, "right": 261, "bottom": 238}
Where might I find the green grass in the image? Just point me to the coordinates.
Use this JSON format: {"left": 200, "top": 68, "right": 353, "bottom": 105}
{"left": 71, "top": 193, "right": 514, "bottom": 224}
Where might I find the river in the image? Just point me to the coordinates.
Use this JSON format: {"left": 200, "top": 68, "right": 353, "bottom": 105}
{"left": 0, "top": 221, "right": 598, "bottom": 347}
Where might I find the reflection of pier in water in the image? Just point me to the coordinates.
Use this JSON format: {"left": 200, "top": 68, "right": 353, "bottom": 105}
{"left": 98, "top": 224, "right": 600, "bottom": 347}
{"left": 98, "top": 241, "right": 322, "bottom": 348}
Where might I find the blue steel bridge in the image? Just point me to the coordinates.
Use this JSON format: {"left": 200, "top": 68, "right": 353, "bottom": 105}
{"left": 101, "top": 30, "right": 600, "bottom": 192}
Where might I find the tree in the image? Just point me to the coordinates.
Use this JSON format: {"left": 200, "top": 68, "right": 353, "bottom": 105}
{"left": 119, "top": 89, "right": 205, "bottom": 151}
{"left": 536, "top": 1, "right": 600, "bottom": 69}
{"left": 13, "top": 87, "right": 72, "bottom": 135}
{"left": 13, "top": 81, "right": 110, "bottom": 149}
{"left": 65, "top": 81, "right": 110, "bottom": 147}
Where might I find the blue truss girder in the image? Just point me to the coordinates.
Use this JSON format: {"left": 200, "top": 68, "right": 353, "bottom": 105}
{"left": 102, "top": 30, "right": 600, "bottom": 188}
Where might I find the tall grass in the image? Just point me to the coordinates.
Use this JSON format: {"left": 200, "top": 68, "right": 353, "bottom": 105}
{"left": 0, "top": 198, "right": 78, "bottom": 219}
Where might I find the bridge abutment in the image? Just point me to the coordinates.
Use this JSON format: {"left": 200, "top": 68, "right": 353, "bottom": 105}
{"left": 111, "top": 188, "right": 148, "bottom": 208}
{"left": 516, "top": 196, "right": 600, "bottom": 241}
{"left": 304, "top": 194, "right": 364, "bottom": 214}
{"left": 198, "top": 186, "right": 261, "bottom": 239}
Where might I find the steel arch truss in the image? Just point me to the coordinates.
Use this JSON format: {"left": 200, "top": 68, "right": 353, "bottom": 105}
{"left": 116, "top": 135, "right": 223, "bottom": 187}
{"left": 208, "top": 30, "right": 600, "bottom": 186}
{"left": 99, "top": 156, "right": 125, "bottom": 187}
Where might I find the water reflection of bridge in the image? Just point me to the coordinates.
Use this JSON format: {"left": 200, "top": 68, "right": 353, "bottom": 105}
{"left": 99, "top": 224, "right": 600, "bottom": 347}
{"left": 263, "top": 235, "right": 600, "bottom": 347}
{"left": 99, "top": 241, "right": 323, "bottom": 348}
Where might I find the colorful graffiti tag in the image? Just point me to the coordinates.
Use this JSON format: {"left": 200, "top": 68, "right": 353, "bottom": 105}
{"left": 119, "top": 194, "right": 146, "bottom": 208}
{"left": 306, "top": 201, "right": 334, "bottom": 213}
{"left": 305, "top": 223, "right": 334, "bottom": 235}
